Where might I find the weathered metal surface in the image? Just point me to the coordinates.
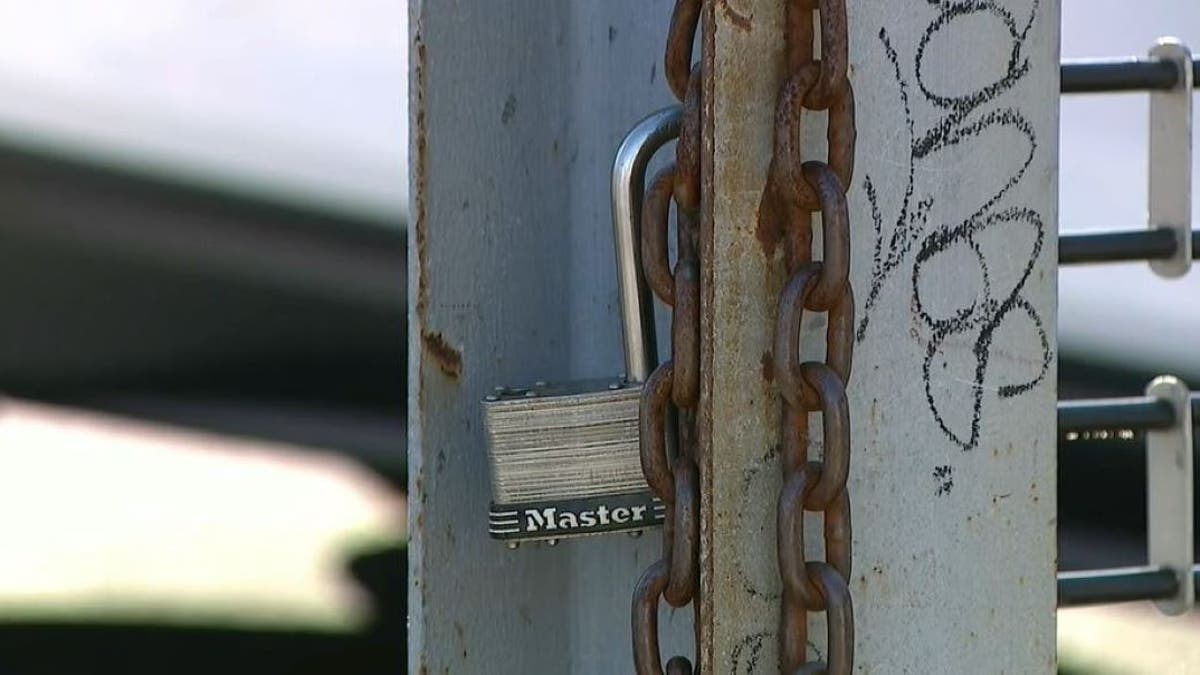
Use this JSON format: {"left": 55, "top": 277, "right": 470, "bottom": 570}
{"left": 634, "top": 4, "right": 705, "bottom": 671}
{"left": 706, "top": 0, "right": 1059, "bottom": 671}
{"left": 408, "top": 1, "right": 691, "bottom": 672}
{"left": 758, "top": 3, "right": 860, "bottom": 668}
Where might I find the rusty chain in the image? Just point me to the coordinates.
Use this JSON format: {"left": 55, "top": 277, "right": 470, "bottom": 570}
{"left": 634, "top": 1, "right": 857, "bottom": 671}
{"left": 764, "top": 0, "right": 858, "bottom": 672}
{"left": 633, "top": 1, "right": 703, "bottom": 673}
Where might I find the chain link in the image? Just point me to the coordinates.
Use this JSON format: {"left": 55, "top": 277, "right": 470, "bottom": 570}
{"left": 765, "top": 0, "right": 858, "bottom": 672}
{"left": 633, "top": 1, "right": 704, "bottom": 673}
{"left": 635, "top": 1, "right": 858, "bottom": 670}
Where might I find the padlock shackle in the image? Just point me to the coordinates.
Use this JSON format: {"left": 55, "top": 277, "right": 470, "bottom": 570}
{"left": 611, "top": 106, "right": 682, "bottom": 383}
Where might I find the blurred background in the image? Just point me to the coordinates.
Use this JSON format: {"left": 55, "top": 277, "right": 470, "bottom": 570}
{"left": 1058, "top": 1, "right": 1200, "bottom": 673}
{"left": 0, "top": 1, "right": 1193, "bottom": 673}
{"left": 0, "top": 2, "right": 408, "bottom": 673}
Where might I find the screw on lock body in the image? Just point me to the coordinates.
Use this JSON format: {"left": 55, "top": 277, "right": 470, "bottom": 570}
{"left": 482, "top": 107, "right": 681, "bottom": 546}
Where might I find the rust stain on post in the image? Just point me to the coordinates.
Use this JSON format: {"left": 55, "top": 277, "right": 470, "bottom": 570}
{"left": 698, "top": 2, "right": 716, "bottom": 671}
{"left": 412, "top": 32, "right": 430, "bottom": 326}
{"left": 717, "top": 0, "right": 753, "bottom": 32}
{"left": 421, "top": 330, "right": 462, "bottom": 379}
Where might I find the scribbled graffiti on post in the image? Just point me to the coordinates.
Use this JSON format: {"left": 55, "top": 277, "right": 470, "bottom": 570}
{"left": 856, "top": 0, "right": 1051, "bottom": 451}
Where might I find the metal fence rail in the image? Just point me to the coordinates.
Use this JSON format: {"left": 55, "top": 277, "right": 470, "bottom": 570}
{"left": 1062, "top": 56, "right": 1200, "bottom": 93}
{"left": 1059, "top": 566, "right": 1200, "bottom": 607}
{"left": 1057, "top": 395, "right": 1185, "bottom": 433}
{"left": 1059, "top": 228, "right": 1199, "bottom": 265}
{"left": 1056, "top": 41, "right": 1197, "bottom": 615}
{"left": 1057, "top": 392, "right": 1197, "bottom": 610}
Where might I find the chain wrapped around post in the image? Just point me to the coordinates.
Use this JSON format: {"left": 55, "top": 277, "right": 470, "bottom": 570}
{"left": 632, "top": 1, "right": 703, "bottom": 673}
{"left": 763, "top": 0, "right": 858, "bottom": 672}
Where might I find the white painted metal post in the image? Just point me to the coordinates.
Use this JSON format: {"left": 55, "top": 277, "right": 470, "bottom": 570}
{"left": 408, "top": 2, "right": 690, "bottom": 672}
{"left": 705, "top": 2, "right": 1060, "bottom": 672}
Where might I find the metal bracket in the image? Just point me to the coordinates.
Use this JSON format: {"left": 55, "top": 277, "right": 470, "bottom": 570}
{"left": 1148, "top": 39, "right": 1193, "bottom": 278}
{"left": 1146, "top": 375, "right": 1194, "bottom": 615}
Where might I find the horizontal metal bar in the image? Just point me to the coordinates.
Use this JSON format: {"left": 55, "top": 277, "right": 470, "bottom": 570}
{"left": 1058, "top": 228, "right": 1186, "bottom": 264}
{"left": 1058, "top": 396, "right": 1177, "bottom": 433}
{"left": 1061, "top": 57, "right": 1199, "bottom": 93}
{"left": 1058, "top": 566, "right": 1187, "bottom": 607}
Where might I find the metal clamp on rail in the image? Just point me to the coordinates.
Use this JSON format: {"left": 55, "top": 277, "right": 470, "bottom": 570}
{"left": 1146, "top": 376, "right": 1194, "bottom": 615}
{"left": 1148, "top": 39, "right": 1193, "bottom": 278}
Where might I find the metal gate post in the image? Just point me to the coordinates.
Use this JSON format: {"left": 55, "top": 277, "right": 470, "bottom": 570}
{"left": 408, "top": 2, "right": 690, "bottom": 672}
{"left": 703, "top": 1, "right": 1061, "bottom": 672}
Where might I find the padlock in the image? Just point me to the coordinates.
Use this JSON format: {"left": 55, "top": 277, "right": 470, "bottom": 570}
{"left": 483, "top": 106, "right": 681, "bottom": 546}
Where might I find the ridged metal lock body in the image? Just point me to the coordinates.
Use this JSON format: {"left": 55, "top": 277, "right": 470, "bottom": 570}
{"left": 483, "top": 108, "right": 682, "bottom": 546}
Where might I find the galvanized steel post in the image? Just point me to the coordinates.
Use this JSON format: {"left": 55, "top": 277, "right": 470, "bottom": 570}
{"left": 408, "top": 2, "right": 690, "bottom": 672}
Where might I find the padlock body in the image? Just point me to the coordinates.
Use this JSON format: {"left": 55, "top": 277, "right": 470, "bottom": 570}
{"left": 483, "top": 378, "right": 663, "bottom": 543}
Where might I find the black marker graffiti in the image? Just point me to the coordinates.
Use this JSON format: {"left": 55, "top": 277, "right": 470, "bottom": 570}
{"left": 934, "top": 464, "right": 954, "bottom": 496}
{"left": 730, "top": 631, "right": 821, "bottom": 675}
{"left": 857, "top": 0, "right": 1051, "bottom": 451}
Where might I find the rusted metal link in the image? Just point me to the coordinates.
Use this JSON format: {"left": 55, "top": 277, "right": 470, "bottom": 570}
{"left": 672, "top": 258, "right": 701, "bottom": 408}
{"left": 770, "top": 64, "right": 856, "bottom": 213}
{"left": 636, "top": 4, "right": 703, "bottom": 672}
{"left": 777, "top": 463, "right": 853, "bottom": 606}
{"left": 770, "top": 63, "right": 820, "bottom": 211}
{"left": 804, "top": 0, "right": 850, "bottom": 110}
{"left": 677, "top": 207, "right": 700, "bottom": 267}
{"left": 665, "top": 456, "right": 700, "bottom": 607}
{"left": 800, "top": 162, "right": 850, "bottom": 310}
{"left": 777, "top": 463, "right": 853, "bottom": 672}
{"left": 770, "top": 0, "right": 857, "bottom": 668}
{"left": 780, "top": 593, "right": 809, "bottom": 673}
{"left": 675, "top": 67, "right": 702, "bottom": 213}
{"left": 805, "top": 283, "right": 854, "bottom": 408}
{"left": 665, "top": 0, "right": 701, "bottom": 101}
{"left": 632, "top": 560, "right": 668, "bottom": 675}
{"left": 640, "top": 361, "right": 676, "bottom": 501}
{"left": 778, "top": 468, "right": 825, "bottom": 610}
{"left": 772, "top": 264, "right": 854, "bottom": 411}
{"left": 773, "top": 265, "right": 818, "bottom": 407}
{"left": 634, "top": 560, "right": 695, "bottom": 675}
{"left": 820, "top": 478, "right": 852, "bottom": 584}
{"left": 802, "top": 562, "right": 854, "bottom": 675}
{"left": 825, "top": 87, "right": 856, "bottom": 199}
{"left": 643, "top": 167, "right": 678, "bottom": 306}
{"left": 786, "top": 0, "right": 817, "bottom": 72}
{"left": 798, "top": 363, "right": 850, "bottom": 509}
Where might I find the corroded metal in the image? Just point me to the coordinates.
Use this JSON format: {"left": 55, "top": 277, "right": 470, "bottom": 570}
{"left": 764, "top": 0, "right": 858, "bottom": 670}
{"left": 633, "top": 2, "right": 705, "bottom": 672}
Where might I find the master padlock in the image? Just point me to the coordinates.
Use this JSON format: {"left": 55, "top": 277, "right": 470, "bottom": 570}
{"left": 483, "top": 106, "right": 681, "bottom": 546}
